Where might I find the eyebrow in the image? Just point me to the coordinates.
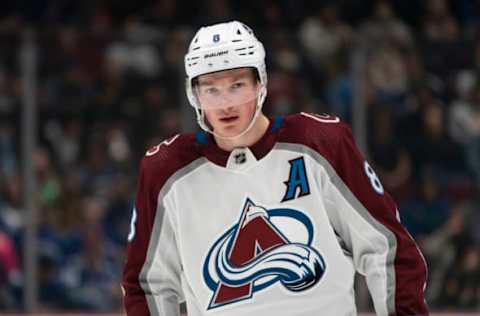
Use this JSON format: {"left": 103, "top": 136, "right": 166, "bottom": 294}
{"left": 197, "top": 80, "right": 214, "bottom": 87}
{"left": 197, "top": 71, "right": 251, "bottom": 86}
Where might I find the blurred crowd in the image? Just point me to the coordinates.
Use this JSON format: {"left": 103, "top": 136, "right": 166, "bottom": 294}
{"left": 0, "top": 0, "right": 480, "bottom": 312}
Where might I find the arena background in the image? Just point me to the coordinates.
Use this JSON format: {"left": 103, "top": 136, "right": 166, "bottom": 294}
{"left": 0, "top": 0, "right": 479, "bottom": 314}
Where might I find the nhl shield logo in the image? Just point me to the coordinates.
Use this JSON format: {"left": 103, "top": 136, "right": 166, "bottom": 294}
{"left": 203, "top": 198, "right": 326, "bottom": 310}
{"left": 213, "top": 34, "right": 220, "bottom": 42}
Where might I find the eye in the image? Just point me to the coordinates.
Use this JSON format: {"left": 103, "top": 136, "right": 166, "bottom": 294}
{"left": 204, "top": 87, "right": 219, "bottom": 95}
{"left": 231, "top": 82, "right": 245, "bottom": 89}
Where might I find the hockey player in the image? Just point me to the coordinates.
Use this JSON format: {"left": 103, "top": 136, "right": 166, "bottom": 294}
{"left": 122, "top": 21, "right": 429, "bottom": 316}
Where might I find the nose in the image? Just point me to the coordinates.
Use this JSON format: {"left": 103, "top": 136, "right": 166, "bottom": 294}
{"left": 217, "top": 104, "right": 236, "bottom": 114}
{"left": 215, "top": 92, "right": 235, "bottom": 109}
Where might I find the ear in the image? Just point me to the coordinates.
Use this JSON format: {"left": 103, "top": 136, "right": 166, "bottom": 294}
{"left": 202, "top": 108, "right": 215, "bottom": 130}
{"left": 255, "top": 81, "right": 262, "bottom": 94}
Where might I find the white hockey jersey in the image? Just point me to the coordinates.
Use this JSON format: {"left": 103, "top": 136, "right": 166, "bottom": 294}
{"left": 122, "top": 113, "right": 429, "bottom": 316}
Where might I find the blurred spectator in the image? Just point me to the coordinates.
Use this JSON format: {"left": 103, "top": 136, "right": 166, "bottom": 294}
{"left": 359, "top": 2, "right": 416, "bottom": 113}
{"left": 143, "top": 0, "right": 180, "bottom": 28}
{"left": 36, "top": 243, "right": 67, "bottom": 311}
{"left": 368, "top": 105, "right": 412, "bottom": 198}
{"left": 441, "top": 245, "right": 480, "bottom": 309}
{"left": 449, "top": 74, "right": 480, "bottom": 185}
{"left": 266, "top": 31, "right": 307, "bottom": 115}
{"left": 476, "top": 41, "right": 480, "bottom": 71}
{"left": 34, "top": 147, "right": 61, "bottom": 209}
{"left": 0, "top": 172, "right": 23, "bottom": 237}
{"left": 105, "top": 18, "right": 162, "bottom": 79}
{"left": 324, "top": 63, "right": 353, "bottom": 121}
{"left": 0, "top": 121, "right": 17, "bottom": 178}
{"left": 422, "top": 0, "right": 459, "bottom": 42}
{"left": 0, "top": 230, "right": 21, "bottom": 309}
{"left": 400, "top": 168, "right": 451, "bottom": 238}
{"left": 405, "top": 100, "right": 466, "bottom": 180}
{"left": 103, "top": 174, "right": 133, "bottom": 245}
{"left": 58, "top": 197, "right": 123, "bottom": 311}
{"left": 194, "top": 0, "right": 233, "bottom": 26}
{"left": 44, "top": 118, "right": 83, "bottom": 171}
{"left": 420, "top": 206, "right": 475, "bottom": 307}
{"left": 366, "top": 44, "right": 410, "bottom": 113}
{"left": 420, "top": 0, "right": 473, "bottom": 78}
{"left": 361, "top": 0, "right": 413, "bottom": 48}
{"left": 298, "top": 3, "right": 352, "bottom": 84}
{"left": 267, "top": 68, "right": 305, "bottom": 115}
{"left": 79, "top": 137, "right": 119, "bottom": 199}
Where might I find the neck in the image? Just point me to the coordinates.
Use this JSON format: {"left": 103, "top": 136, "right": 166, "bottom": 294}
{"left": 214, "top": 114, "right": 270, "bottom": 151}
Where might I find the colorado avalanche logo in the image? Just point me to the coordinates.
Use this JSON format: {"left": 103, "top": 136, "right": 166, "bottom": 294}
{"left": 203, "top": 198, "right": 326, "bottom": 309}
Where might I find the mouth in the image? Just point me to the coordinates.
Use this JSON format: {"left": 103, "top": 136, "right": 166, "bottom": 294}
{"left": 219, "top": 116, "right": 239, "bottom": 123}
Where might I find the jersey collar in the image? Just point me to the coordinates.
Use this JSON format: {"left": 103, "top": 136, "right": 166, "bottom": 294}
{"left": 197, "top": 116, "right": 284, "bottom": 167}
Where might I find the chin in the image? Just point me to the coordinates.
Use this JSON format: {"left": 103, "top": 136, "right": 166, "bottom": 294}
{"left": 217, "top": 130, "right": 241, "bottom": 138}
{"left": 217, "top": 124, "right": 247, "bottom": 138}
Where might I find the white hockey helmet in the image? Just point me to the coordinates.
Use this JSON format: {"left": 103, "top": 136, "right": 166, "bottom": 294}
{"left": 185, "top": 20, "right": 267, "bottom": 136}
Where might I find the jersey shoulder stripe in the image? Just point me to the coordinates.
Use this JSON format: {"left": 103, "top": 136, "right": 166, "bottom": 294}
{"left": 141, "top": 133, "right": 203, "bottom": 194}
{"left": 279, "top": 112, "right": 348, "bottom": 161}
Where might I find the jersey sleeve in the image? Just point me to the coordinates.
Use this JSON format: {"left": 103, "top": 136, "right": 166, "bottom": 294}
{"left": 321, "top": 123, "right": 428, "bottom": 316}
{"left": 122, "top": 157, "right": 183, "bottom": 316}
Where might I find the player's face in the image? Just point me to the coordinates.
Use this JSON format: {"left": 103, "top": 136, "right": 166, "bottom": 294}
{"left": 195, "top": 68, "right": 260, "bottom": 138}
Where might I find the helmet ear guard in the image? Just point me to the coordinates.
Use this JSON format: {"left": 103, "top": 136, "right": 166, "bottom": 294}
{"left": 184, "top": 21, "right": 268, "bottom": 138}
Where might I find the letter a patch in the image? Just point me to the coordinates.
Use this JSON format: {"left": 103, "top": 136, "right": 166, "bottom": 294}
{"left": 282, "top": 157, "right": 310, "bottom": 202}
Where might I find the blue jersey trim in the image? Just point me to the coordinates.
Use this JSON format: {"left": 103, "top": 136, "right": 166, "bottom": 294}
{"left": 196, "top": 131, "right": 209, "bottom": 145}
{"left": 271, "top": 116, "right": 284, "bottom": 132}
